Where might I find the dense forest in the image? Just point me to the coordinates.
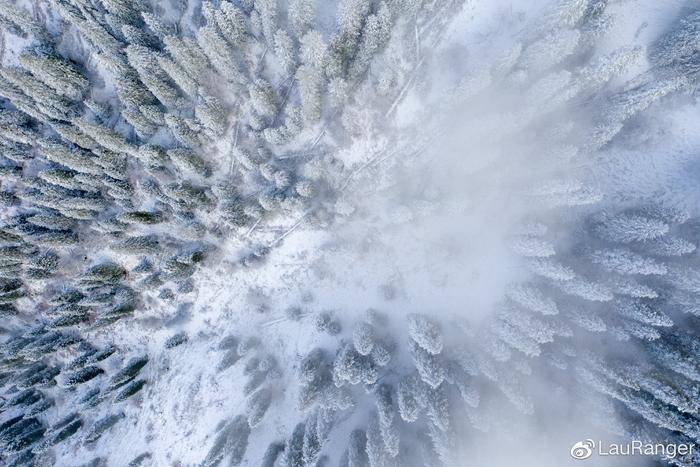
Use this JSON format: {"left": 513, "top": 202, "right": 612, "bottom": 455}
{"left": 0, "top": 0, "right": 699, "bottom": 466}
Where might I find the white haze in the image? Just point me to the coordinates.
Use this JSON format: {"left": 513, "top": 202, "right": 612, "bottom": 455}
{"left": 230, "top": 1, "right": 693, "bottom": 466}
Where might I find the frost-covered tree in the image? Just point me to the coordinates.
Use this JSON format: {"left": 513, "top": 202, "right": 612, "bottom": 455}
{"left": 18, "top": 50, "right": 89, "bottom": 101}
{"left": 203, "top": 416, "right": 250, "bottom": 466}
{"left": 408, "top": 313, "right": 443, "bottom": 355}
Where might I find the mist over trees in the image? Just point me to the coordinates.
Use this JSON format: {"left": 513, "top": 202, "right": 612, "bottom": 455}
{"left": 0, "top": 0, "right": 698, "bottom": 466}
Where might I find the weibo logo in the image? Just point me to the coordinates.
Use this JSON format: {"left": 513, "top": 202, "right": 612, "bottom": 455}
{"left": 571, "top": 439, "right": 595, "bottom": 460}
